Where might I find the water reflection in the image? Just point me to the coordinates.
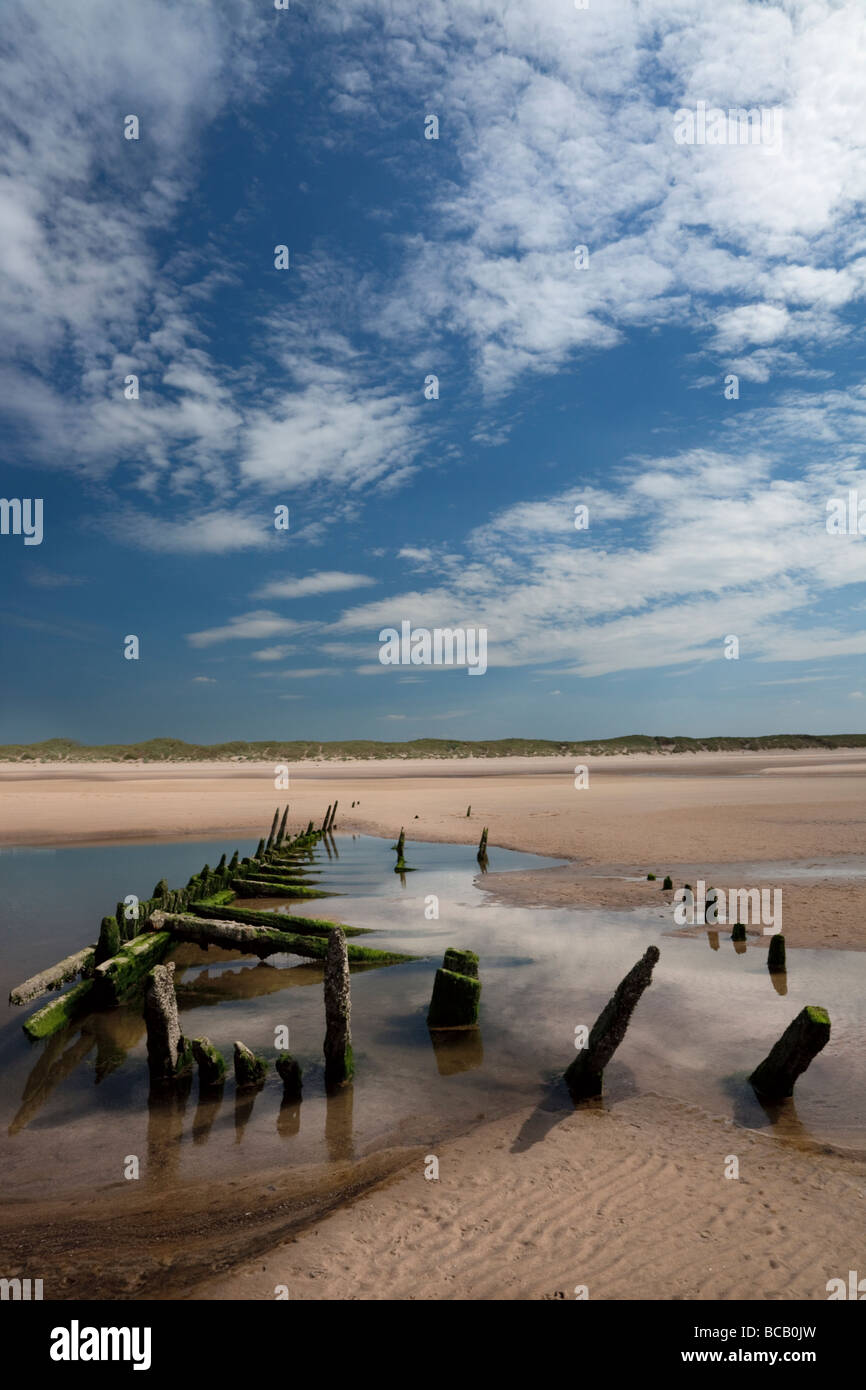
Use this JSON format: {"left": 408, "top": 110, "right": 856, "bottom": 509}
{"left": 428, "top": 1027, "right": 484, "bottom": 1075}
{"left": 325, "top": 1084, "right": 354, "bottom": 1162}
{"left": 3, "top": 832, "right": 865, "bottom": 1203}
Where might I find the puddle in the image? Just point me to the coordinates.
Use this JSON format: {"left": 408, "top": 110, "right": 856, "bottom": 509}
{"left": 1, "top": 833, "right": 864, "bottom": 1204}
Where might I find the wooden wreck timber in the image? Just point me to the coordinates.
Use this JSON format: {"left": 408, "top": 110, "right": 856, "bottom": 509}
{"left": 16, "top": 804, "right": 406, "bottom": 1046}
{"left": 230, "top": 877, "right": 332, "bottom": 899}
{"left": 23, "top": 978, "right": 97, "bottom": 1040}
{"left": 767, "top": 933, "right": 787, "bottom": 972}
{"left": 276, "top": 1052, "right": 303, "bottom": 1099}
{"left": 323, "top": 927, "right": 353, "bottom": 1086}
{"left": 144, "top": 962, "right": 192, "bottom": 1084}
{"left": 749, "top": 1005, "right": 830, "bottom": 1100}
{"left": 192, "top": 1036, "right": 226, "bottom": 1087}
{"left": 94, "top": 931, "right": 174, "bottom": 1007}
{"left": 9, "top": 946, "right": 95, "bottom": 1007}
{"left": 146, "top": 909, "right": 414, "bottom": 965}
{"left": 234, "top": 1041, "right": 268, "bottom": 1089}
{"left": 188, "top": 902, "right": 372, "bottom": 937}
{"left": 427, "top": 949, "right": 481, "bottom": 1028}
{"left": 564, "top": 945, "right": 660, "bottom": 1101}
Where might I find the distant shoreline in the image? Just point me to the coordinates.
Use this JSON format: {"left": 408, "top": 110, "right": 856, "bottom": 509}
{"left": 2, "top": 732, "right": 866, "bottom": 763}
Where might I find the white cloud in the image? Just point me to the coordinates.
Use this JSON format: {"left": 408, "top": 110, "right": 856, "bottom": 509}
{"left": 187, "top": 611, "right": 309, "bottom": 649}
{"left": 256, "top": 571, "right": 376, "bottom": 600}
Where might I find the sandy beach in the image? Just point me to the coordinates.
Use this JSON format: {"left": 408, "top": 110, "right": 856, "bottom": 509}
{"left": 2, "top": 750, "right": 865, "bottom": 1301}
{"left": 2, "top": 750, "right": 865, "bottom": 948}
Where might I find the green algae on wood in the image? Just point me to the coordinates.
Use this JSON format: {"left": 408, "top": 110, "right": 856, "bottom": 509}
{"left": 276, "top": 1052, "right": 303, "bottom": 1100}
{"left": 149, "top": 909, "right": 415, "bottom": 964}
{"left": 427, "top": 967, "right": 481, "bottom": 1028}
{"left": 231, "top": 877, "right": 332, "bottom": 899}
{"left": 234, "top": 1040, "right": 268, "bottom": 1089}
{"left": 23, "top": 978, "right": 96, "bottom": 1040}
{"left": 95, "top": 915, "right": 121, "bottom": 966}
{"left": 192, "top": 1036, "right": 226, "bottom": 1087}
{"left": 442, "top": 948, "right": 479, "bottom": 979}
{"left": 93, "top": 931, "right": 173, "bottom": 1006}
{"left": 189, "top": 901, "right": 372, "bottom": 936}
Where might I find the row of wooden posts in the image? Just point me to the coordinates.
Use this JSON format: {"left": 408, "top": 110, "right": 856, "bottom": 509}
{"left": 12, "top": 810, "right": 830, "bottom": 1109}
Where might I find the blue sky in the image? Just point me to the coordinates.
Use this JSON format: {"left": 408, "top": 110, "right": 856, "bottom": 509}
{"left": 1, "top": 0, "right": 865, "bottom": 745}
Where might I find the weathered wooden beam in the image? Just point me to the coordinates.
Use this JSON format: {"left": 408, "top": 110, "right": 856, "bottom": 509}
{"left": 23, "top": 979, "right": 96, "bottom": 1040}
{"left": 93, "top": 931, "right": 173, "bottom": 1007}
{"left": 188, "top": 901, "right": 371, "bottom": 936}
{"left": 323, "top": 927, "right": 353, "bottom": 1086}
{"left": 231, "top": 877, "right": 332, "bottom": 899}
{"left": 144, "top": 962, "right": 192, "bottom": 1083}
{"left": 564, "top": 945, "right": 660, "bottom": 1100}
{"left": 276, "top": 806, "right": 289, "bottom": 846}
{"left": 147, "top": 909, "right": 415, "bottom": 964}
{"left": 9, "top": 947, "right": 95, "bottom": 1007}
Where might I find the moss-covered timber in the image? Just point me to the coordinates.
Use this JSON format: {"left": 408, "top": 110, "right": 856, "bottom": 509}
{"left": 564, "top": 945, "right": 660, "bottom": 1100}
{"left": 10, "top": 946, "right": 95, "bottom": 1007}
{"left": 427, "top": 967, "right": 481, "bottom": 1028}
{"left": 189, "top": 901, "right": 371, "bottom": 936}
{"left": 276, "top": 1052, "right": 303, "bottom": 1099}
{"left": 148, "top": 910, "right": 415, "bottom": 964}
{"left": 748, "top": 1005, "right": 830, "bottom": 1100}
{"left": 192, "top": 1036, "right": 226, "bottom": 1087}
{"left": 93, "top": 931, "right": 173, "bottom": 1006}
{"left": 234, "top": 1041, "right": 268, "bottom": 1088}
{"left": 22, "top": 978, "right": 96, "bottom": 1040}
{"left": 95, "top": 915, "right": 121, "bottom": 965}
{"left": 442, "top": 948, "right": 479, "bottom": 979}
{"left": 230, "top": 877, "right": 332, "bottom": 899}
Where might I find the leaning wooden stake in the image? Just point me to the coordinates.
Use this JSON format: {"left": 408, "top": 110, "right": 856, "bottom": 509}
{"left": 476, "top": 827, "right": 488, "bottom": 861}
{"left": 276, "top": 806, "right": 289, "bottom": 847}
{"left": 266, "top": 808, "right": 280, "bottom": 852}
{"left": 564, "top": 945, "right": 660, "bottom": 1100}
{"left": 749, "top": 1006, "right": 830, "bottom": 1100}
{"left": 327, "top": 800, "right": 338, "bottom": 831}
{"left": 323, "top": 927, "right": 353, "bottom": 1086}
{"left": 321, "top": 804, "right": 332, "bottom": 834}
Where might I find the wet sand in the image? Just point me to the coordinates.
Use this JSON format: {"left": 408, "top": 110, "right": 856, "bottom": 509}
{"left": 2, "top": 750, "right": 864, "bottom": 947}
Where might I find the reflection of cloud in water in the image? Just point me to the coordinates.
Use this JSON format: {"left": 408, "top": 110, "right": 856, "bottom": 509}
{"left": 2, "top": 835, "right": 865, "bottom": 1205}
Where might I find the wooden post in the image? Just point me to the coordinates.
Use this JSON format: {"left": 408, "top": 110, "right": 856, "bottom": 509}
{"left": 564, "top": 946, "right": 660, "bottom": 1100}
{"left": 749, "top": 1006, "right": 830, "bottom": 1100}
{"left": 323, "top": 928, "right": 353, "bottom": 1087}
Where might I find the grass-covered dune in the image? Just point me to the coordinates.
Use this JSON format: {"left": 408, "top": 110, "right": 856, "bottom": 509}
{"left": 1, "top": 733, "right": 865, "bottom": 763}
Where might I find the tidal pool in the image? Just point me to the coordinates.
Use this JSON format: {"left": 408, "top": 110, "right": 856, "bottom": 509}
{"left": 1, "top": 833, "right": 864, "bottom": 1205}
